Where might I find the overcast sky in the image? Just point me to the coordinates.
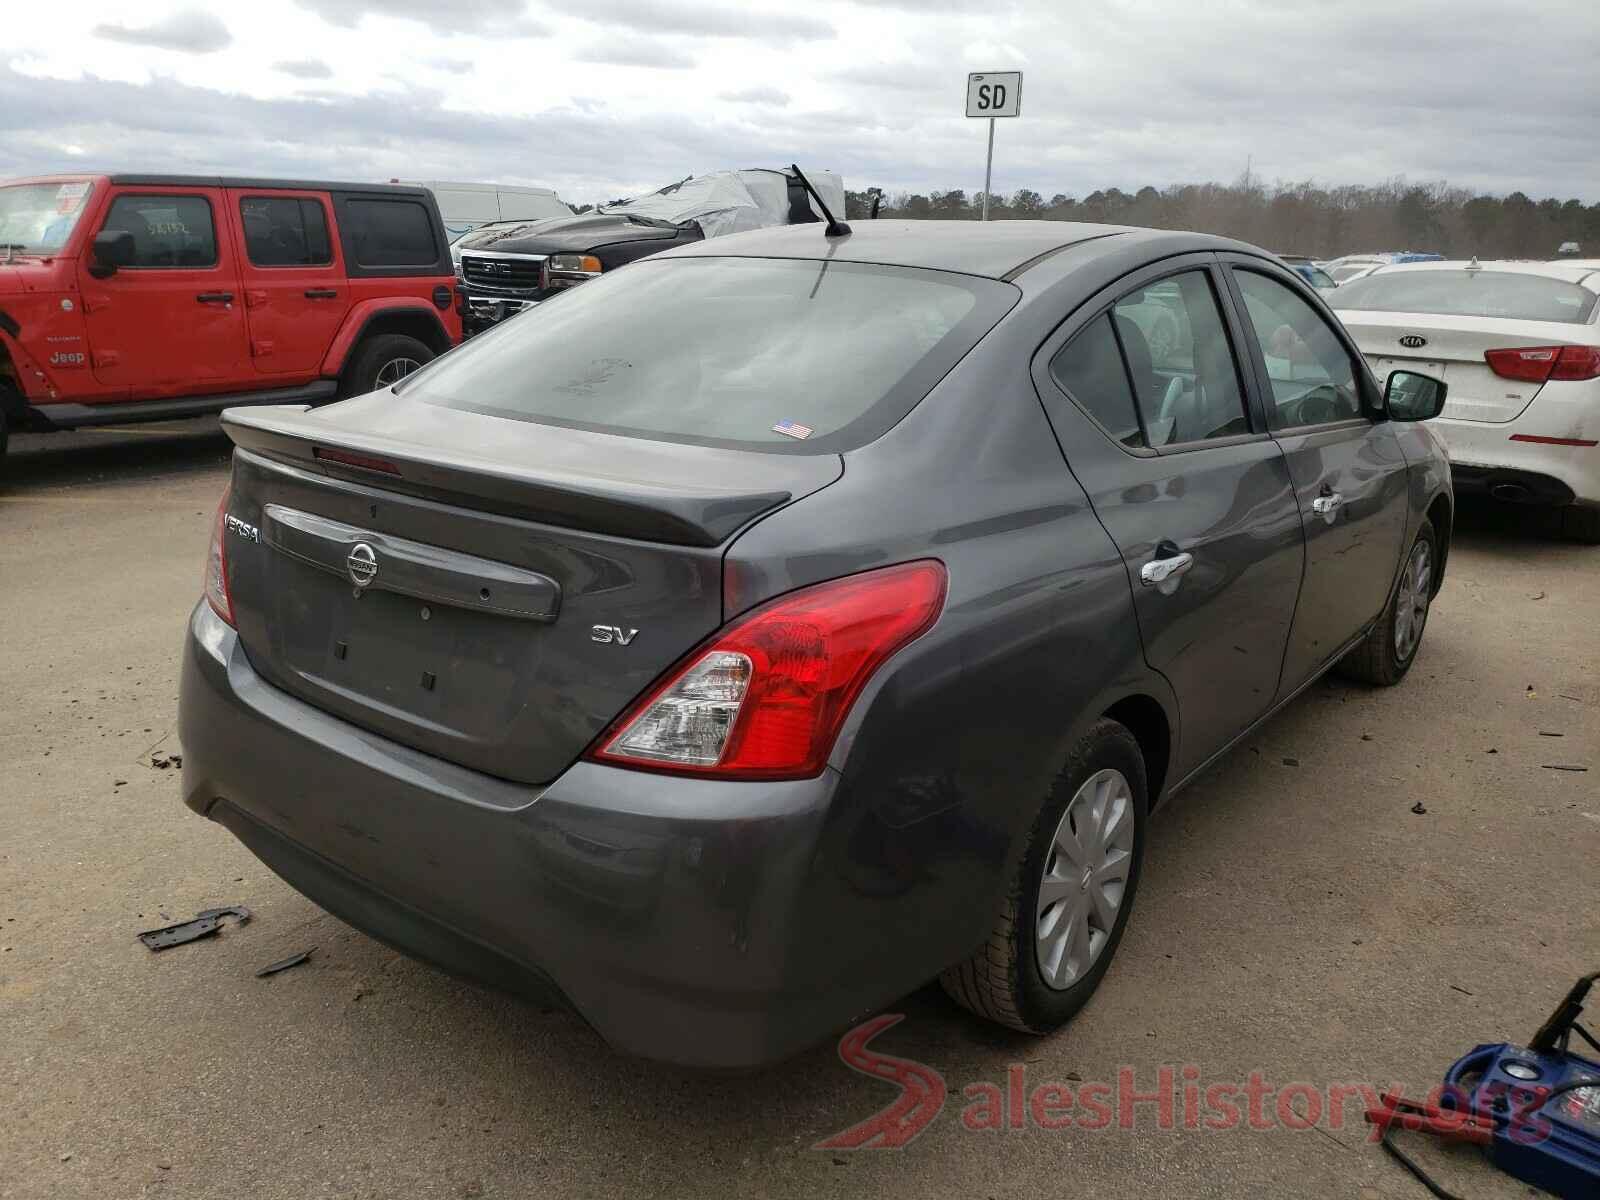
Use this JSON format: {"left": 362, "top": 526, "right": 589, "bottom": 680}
{"left": 3, "top": 0, "right": 1596, "bottom": 206}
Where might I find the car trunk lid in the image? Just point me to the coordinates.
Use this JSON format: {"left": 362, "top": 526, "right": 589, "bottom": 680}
{"left": 1340, "top": 313, "right": 1584, "bottom": 424}
{"left": 218, "top": 396, "right": 841, "bottom": 784}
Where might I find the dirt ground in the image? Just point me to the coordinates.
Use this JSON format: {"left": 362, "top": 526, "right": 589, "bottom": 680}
{"left": 2, "top": 421, "right": 1596, "bottom": 1199}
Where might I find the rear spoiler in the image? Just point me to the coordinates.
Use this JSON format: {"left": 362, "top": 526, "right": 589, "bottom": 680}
{"left": 221, "top": 405, "right": 808, "bottom": 547}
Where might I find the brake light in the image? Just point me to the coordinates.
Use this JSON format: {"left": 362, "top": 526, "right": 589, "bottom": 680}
{"left": 589, "top": 561, "right": 947, "bottom": 780}
{"left": 1484, "top": 345, "right": 1600, "bottom": 383}
{"left": 1551, "top": 345, "right": 1600, "bottom": 381}
{"left": 204, "top": 487, "right": 235, "bottom": 627}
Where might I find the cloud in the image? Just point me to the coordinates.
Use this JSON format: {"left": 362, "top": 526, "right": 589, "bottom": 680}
{"left": 275, "top": 59, "right": 333, "bottom": 79}
{"left": 295, "top": 0, "right": 547, "bottom": 35}
{"left": 719, "top": 87, "right": 790, "bottom": 106}
{"left": 576, "top": 39, "right": 696, "bottom": 70}
{"left": 427, "top": 58, "right": 473, "bottom": 75}
{"left": 92, "top": 11, "right": 232, "bottom": 54}
{"left": 573, "top": 0, "right": 832, "bottom": 42}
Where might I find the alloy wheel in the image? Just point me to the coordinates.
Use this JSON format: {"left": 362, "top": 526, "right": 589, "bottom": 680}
{"left": 374, "top": 356, "right": 423, "bottom": 388}
{"left": 1393, "top": 541, "right": 1432, "bottom": 660}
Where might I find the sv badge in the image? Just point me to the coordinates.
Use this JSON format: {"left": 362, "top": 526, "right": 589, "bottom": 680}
{"left": 591, "top": 624, "right": 639, "bottom": 646}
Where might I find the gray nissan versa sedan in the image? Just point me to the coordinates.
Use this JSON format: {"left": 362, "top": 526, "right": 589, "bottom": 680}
{"left": 178, "top": 220, "right": 1452, "bottom": 1068}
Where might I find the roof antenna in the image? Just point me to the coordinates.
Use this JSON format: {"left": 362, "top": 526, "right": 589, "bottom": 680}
{"left": 789, "top": 164, "right": 850, "bottom": 238}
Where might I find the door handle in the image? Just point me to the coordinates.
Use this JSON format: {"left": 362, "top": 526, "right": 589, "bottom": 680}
{"left": 1140, "top": 549, "right": 1194, "bottom": 595}
{"left": 1312, "top": 492, "right": 1344, "bottom": 523}
{"left": 304, "top": 288, "right": 338, "bottom": 299}
{"left": 196, "top": 291, "right": 235, "bottom": 304}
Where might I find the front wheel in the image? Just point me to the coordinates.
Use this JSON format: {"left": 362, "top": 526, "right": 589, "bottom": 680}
{"left": 342, "top": 333, "right": 434, "bottom": 399}
{"left": 941, "top": 718, "right": 1148, "bottom": 1034}
{"left": 1337, "top": 518, "right": 1437, "bottom": 685}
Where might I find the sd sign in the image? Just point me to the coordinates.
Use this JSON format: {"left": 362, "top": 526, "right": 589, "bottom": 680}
{"left": 966, "top": 72, "right": 1022, "bottom": 118}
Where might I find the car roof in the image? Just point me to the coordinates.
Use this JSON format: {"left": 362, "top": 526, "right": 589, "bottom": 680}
{"left": 652, "top": 220, "right": 1247, "bottom": 280}
{"left": 103, "top": 174, "right": 432, "bottom": 197}
{"left": 1365, "top": 259, "right": 1600, "bottom": 290}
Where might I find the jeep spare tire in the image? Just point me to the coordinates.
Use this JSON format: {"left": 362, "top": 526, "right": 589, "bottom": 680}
{"left": 344, "top": 334, "right": 434, "bottom": 398}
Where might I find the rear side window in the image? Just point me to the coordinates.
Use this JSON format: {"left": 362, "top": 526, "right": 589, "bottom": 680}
{"left": 1332, "top": 270, "right": 1599, "bottom": 323}
{"left": 102, "top": 194, "right": 217, "bottom": 268}
{"left": 240, "top": 196, "right": 332, "bottom": 267}
{"left": 1050, "top": 270, "right": 1249, "bottom": 449}
{"left": 344, "top": 199, "right": 437, "bottom": 267}
{"left": 404, "top": 256, "right": 1015, "bottom": 453}
{"left": 1049, "top": 314, "right": 1144, "bottom": 448}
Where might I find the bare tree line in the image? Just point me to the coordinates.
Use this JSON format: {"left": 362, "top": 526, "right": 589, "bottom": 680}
{"left": 843, "top": 176, "right": 1598, "bottom": 259}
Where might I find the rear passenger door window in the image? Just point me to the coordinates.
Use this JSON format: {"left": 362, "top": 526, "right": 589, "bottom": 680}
{"left": 240, "top": 196, "right": 332, "bottom": 267}
{"left": 1048, "top": 269, "right": 1251, "bottom": 450}
{"left": 1232, "top": 271, "right": 1364, "bottom": 427}
{"left": 102, "top": 194, "right": 217, "bottom": 268}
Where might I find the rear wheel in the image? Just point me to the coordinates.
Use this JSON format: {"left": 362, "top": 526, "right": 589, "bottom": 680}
{"left": 1337, "top": 518, "right": 1436, "bottom": 685}
{"left": 0, "top": 385, "right": 13, "bottom": 478}
{"left": 342, "top": 333, "right": 434, "bottom": 399}
{"left": 940, "top": 719, "right": 1148, "bottom": 1033}
{"left": 1559, "top": 505, "right": 1600, "bottom": 545}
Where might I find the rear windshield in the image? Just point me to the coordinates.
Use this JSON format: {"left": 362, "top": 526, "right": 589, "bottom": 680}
{"left": 1331, "top": 270, "right": 1599, "bottom": 323}
{"left": 406, "top": 256, "right": 1017, "bottom": 452}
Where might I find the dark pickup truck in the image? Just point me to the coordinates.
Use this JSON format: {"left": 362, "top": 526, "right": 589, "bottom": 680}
{"left": 455, "top": 167, "right": 845, "bottom": 334}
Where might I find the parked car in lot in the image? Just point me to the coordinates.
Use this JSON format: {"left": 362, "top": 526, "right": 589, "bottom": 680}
{"left": 1278, "top": 254, "right": 1337, "bottom": 291}
{"left": 454, "top": 167, "right": 844, "bottom": 334}
{"left": 179, "top": 220, "right": 1451, "bottom": 1067}
{"left": 0, "top": 173, "right": 460, "bottom": 470}
{"left": 1332, "top": 259, "right": 1600, "bottom": 541}
{"left": 400, "top": 179, "right": 571, "bottom": 239}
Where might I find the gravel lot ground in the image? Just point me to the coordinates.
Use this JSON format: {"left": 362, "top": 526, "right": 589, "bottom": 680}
{"left": 3, "top": 422, "right": 1596, "bottom": 1199}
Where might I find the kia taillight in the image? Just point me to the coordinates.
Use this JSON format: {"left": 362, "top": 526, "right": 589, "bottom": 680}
{"left": 204, "top": 487, "right": 235, "bottom": 627}
{"left": 589, "top": 561, "right": 948, "bottom": 780}
{"left": 1485, "top": 345, "right": 1600, "bottom": 383}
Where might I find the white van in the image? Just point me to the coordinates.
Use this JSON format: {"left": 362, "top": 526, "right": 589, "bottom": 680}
{"left": 401, "top": 181, "right": 572, "bottom": 238}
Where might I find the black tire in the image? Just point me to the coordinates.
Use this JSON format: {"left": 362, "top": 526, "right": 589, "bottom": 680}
{"left": 341, "top": 333, "right": 434, "bottom": 399}
{"left": 1559, "top": 505, "right": 1600, "bottom": 545}
{"left": 0, "top": 387, "right": 13, "bottom": 478}
{"left": 1337, "top": 518, "right": 1437, "bottom": 686}
{"left": 941, "top": 718, "right": 1149, "bottom": 1034}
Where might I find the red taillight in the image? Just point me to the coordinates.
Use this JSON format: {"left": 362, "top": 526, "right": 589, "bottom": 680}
{"left": 589, "top": 561, "right": 948, "bottom": 781}
{"left": 1484, "top": 346, "right": 1559, "bottom": 383}
{"left": 1551, "top": 345, "right": 1600, "bottom": 381}
{"left": 204, "top": 486, "right": 235, "bottom": 627}
{"left": 1484, "top": 345, "right": 1600, "bottom": 383}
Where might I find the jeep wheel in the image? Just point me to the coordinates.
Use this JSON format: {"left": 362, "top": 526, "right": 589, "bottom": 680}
{"left": 343, "top": 334, "right": 434, "bottom": 399}
{"left": 0, "top": 387, "right": 13, "bottom": 477}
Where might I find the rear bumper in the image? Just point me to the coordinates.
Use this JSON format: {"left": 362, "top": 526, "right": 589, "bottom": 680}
{"left": 178, "top": 602, "right": 851, "bottom": 1068}
{"left": 1432, "top": 388, "right": 1599, "bottom": 507}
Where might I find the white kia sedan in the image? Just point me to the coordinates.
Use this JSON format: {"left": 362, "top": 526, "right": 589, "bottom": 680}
{"left": 1331, "top": 260, "right": 1600, "bottom": 542}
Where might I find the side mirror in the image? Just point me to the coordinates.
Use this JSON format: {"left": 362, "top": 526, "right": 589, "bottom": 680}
{"left": 1385, "top": 370, "right": 1447, "bottom": 421}
{"left": 88, "top": 229, "right": 136, "bottom": 278}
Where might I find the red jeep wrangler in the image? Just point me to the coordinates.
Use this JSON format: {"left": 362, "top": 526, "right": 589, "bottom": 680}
{"left": 0, "top": 174, "right": 462, "bottom": 470}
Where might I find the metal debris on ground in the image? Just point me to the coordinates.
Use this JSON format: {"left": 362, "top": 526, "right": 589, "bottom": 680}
{"left": 136, "top": 906, "right": 251, "bottom": 951}
{"left": 150, "top": 751, "right": 183, "bottom": 769}
{"left": 1410, "top": 801, "right": 1428, "bottom": 815}
{"left": 255, "top": 948, "right": 314, "bottom": 978}
{"left": 1542, "top": 764, "right": 1590, "bottom": 773}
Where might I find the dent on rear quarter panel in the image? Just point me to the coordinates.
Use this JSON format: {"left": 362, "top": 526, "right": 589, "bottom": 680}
{"left": 720, "top": 321, "right": 1158, "bottom": 1010}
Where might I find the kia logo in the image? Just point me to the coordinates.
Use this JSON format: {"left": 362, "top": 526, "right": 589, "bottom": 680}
{"left": 1399, "top": 335, "right": 1428, "bottom": 349}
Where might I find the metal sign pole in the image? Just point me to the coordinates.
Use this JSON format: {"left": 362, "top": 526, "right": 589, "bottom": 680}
{"left": 982, "top": 117, "right": 995, "bottom": 222}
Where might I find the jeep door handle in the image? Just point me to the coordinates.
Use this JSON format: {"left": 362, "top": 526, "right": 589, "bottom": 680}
{"left": 196, "top": 291, "right": 235, "bottom": 304}
{"left": 304, "top": 288, "right": 338, "bottom": 299}
{"left": 1140, "top": 550, "right": 1194, "bottom": 593}
{"left": 1312, "top": 492, "right": 1344, "bottom": 521}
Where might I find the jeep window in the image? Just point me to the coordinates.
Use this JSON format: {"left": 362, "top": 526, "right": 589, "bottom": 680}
{"left": 345, "top": 199, "right": 436, "bottom": 268}
{"left": 0, "top": 181, "right": 95, "bottom": 254}
{"left": 406, "top": 256, "right": 1016, "bottom": 454}
{"left": 102, "top": 195, "right": 218, "bottom": 268}
{"left": 240, "top": 196, "right": 332, "bottom": 267}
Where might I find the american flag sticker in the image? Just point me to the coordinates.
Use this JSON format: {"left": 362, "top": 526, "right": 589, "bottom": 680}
{"left": 772, "top": 419, "right": 814, "bottom": 440}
